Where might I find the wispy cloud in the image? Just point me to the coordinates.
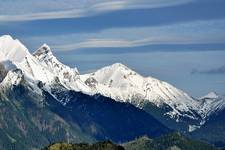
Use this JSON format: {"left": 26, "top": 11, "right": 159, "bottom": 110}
{"left": 53, "top": 38, "right": 150, "bottom": 51}
{"left": 0, "top": 0, "right": 193, "bottom": 22}
{"left": 192, "top": 65, "right": 225, "bottom": 75}
{"left": 35, "top": 19, "right": 225, "bottom": 51}
{"left": 51, "top": 37, "right": 207, "bottom": 51}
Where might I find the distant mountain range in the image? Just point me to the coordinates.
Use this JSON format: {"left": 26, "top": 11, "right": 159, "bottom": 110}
{"left": 0, "top": 35, "right": 225, "bottom": 149}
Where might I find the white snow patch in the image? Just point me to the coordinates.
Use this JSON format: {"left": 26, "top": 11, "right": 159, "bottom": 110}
{"left": 188, "top": 125, "right": 200, "bottom": 132}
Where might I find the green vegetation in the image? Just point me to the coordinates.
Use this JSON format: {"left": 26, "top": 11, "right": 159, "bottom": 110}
{"left": 123, "top": 132, "right": 218, "bottom": 150}
{"left": 0, "top": 84, "right": 93, "bottom": 150}
{"left": 43, "top": 132, "right": 219, "bottom": 150}
{"left": 42, "top": 141, "right": 124, "bottom": 150}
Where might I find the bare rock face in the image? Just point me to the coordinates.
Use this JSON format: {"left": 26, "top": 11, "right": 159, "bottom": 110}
{"left": 0, "top": 63, "right": 8, "bottom": 82}
{"left": 85, "top": 77, "right": 98, "bottom": 89}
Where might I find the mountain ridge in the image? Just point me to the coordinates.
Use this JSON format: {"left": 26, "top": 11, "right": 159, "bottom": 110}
{"left": 1, "top": 35, "right": 225, "bottom": 125}
{"left": 1, "top": 35, "right": 225, "bottom": 147}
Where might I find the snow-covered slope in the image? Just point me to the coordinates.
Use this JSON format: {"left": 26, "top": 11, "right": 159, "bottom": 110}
{"left": 200, "top": 91, "right": 219, "bottom": 99}
{"left": 0, "top": 35, "right": 92, "bottom": 104}
{"left": 1, "top": 69, "right": 24, "bottom": 87}
{"left": 33, "top": 44, "right": 92, "bottom": 94}
{"left": 81, "top": 63, "right": 200, "bottom": 120}
{"left": 199, "top": 92, "right": 225, "bottom": 119}
{"left": 0, "top": 35, "right": 53, "bottom": 82}
{"left": 80, "top": 64, "right": 225, "bottom": 122}
{"left": 0, "top": 35, "right": 29, "bottom": 63}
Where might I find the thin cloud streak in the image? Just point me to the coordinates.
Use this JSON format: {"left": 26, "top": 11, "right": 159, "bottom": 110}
{"left": 18, "top": 18, "right": 225, "bottom": 52}
{"left": 52, "top": 37, "right": 225, "bottom": 52}
{"left": 52, "top": 38, "right": 186, "bottom": 51}
{"left": 0, "top": 0, "right": 193, "bottom": 22}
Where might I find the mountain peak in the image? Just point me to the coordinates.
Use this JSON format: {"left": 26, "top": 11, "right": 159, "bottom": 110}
{"left": 1, "top": 35, "right": 13, "bottom": 40}
{"left": 41, "top": 43, "right": 51, "bottom": 52}
{"left": 33, "top": 43, "right": 53, "bottom": 58}
{"left": 110, "top": 63, "right": 130, "bottom": 70}
{"left": 88, "top": 62, "right": 138, "bottom": 83}
{"left": 111, "top": 62, "right": 126, "bottom": 67}
{"left": 200, "top": 91, "right": 219, "bottom": 99}
{"left": 0, "top": 35, "right": 29, "bottom": 63}
{"left": 99, "top": 63, "right": 136, "bottom": 76}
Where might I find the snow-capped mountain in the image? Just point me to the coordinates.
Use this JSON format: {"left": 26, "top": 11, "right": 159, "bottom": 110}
{"left": 0, "top": 35, "right": 53, "bottom": 83}
{"left": 80, "top": 63, "right": 200, "bottom": 120}
{"left": 80, "top": 63, "right": 225, "bottom": 124}
{"left": 1, "top": 35, "right": 225, "bottom": 126}
{"left": 33, "top": 44, "right": 92, "bottom": 94}
{"left": 0, "top": 35, "right": 93, "bottom": 104}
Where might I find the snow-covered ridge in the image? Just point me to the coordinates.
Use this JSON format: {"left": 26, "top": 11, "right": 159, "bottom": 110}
{"left": 1, "top": 35, "right": 225, "bottom": 124}
{"left": 33, "top": 44, "right": 80, "bottom": 85}
{"left": 0, "top": 35, "right": 93, "bottom": 102}
{"left": 80, "top": 63, "right": 200, "bottom": 120}
{"left": 0, "top": 35, "right": 29, "bottom": 63}
{"left": 1, "top": 69, "right": 24, "bottom": 87}
{"left": 200, "top": 91, "right": 219, "bottom": 99}
{"left": 0, "top": 35, "right": 92, "bottom": 93}
{"left": 32, "top": 44, "right": 92, "bottom": 94}
{"left": 199, "top": 92, "right": 225, "bottom": 119}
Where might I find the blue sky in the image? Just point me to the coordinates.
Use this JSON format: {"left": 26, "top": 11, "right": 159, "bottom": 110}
{"left": 0, "top": 0, "right": 225, "bottom": 97}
